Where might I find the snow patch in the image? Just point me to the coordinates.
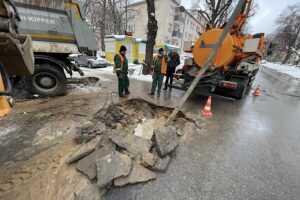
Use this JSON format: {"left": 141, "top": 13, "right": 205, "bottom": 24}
{"left": 262, "top": 62, "right": 300, "bottom": 80}
{"left": 69, "top": 65, "right": 152, "bottom": 82}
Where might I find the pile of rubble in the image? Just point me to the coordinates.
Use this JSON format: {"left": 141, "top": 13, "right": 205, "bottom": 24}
{"left": 69, "top": 125, "right": 179, "bottom": 199}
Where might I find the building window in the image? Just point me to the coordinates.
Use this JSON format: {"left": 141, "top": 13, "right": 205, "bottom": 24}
{"left": 128, "top": 25, "right": 135, "bottom": 32}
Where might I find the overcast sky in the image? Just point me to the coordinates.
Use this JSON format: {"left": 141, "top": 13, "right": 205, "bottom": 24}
{"left": 181, "top": 0, "right": 299, "bottom": 35}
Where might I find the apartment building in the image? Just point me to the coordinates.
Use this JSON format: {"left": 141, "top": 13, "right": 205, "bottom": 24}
{"left": 127, "top": 0, "right": 206, "bottom": 50}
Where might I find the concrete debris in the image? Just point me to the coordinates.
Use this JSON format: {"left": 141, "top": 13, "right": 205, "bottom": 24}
{"left": 76, "top": 145, "right": 116, "bottom": 180}
{"left": 75, "top": 134, "right": 96, "bottom": 144}
{"left": 114, "top": 162, "right": 156, "bottom": 187}
{"left": 154, "top": 126, "right": 178, "bottom": 157}
{"left": 141, "top": 153, "right": 156, "bottom": 167}
{"left": 74, "top": 184, "right": 101, "bottom": 200}
{"left": 67, "top": 148, "right": 95, "bottom": 164}
{"left": 134, "top": 119, "right": 161, "bottom": 140}
{"left": 109, "top": 130, "right": 152, "bottom": 157}
{"left": 96, "top": 151, "right": 132, "bottom": 189}
{"left": 151, "top": 155, "right": 171, "bottom": 173}
{"left": 81, "top": 122, "right": 107, "bottom": 136}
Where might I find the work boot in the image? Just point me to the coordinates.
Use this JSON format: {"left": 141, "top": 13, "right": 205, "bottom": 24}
{"left": 163, "top": 87, "right": 167, "bottom": 90}
{"left": 119, "top": 94, "right": 126, "bottom": 98}
{"left": 157, "top": 93, "right": 161, "bottom": 97}
{"left": 125, "top": 91, "right": 131, "bottom": 95}
{"left": 148, "top": 92, "right": 155, "bottom": 96}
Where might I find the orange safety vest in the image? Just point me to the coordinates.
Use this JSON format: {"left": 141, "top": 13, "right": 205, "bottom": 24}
{"left": 153, "top": 55, "right": 167, "bottom": 74}
{"left": 114, "top": 53, "right": 124, "bottom": 73}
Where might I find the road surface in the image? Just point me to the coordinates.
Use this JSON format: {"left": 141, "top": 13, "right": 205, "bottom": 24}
{"left": 101, "top": 67, "right": 300, "bottom": 200}
{"left": 0, "top": 66, "right": 299, "bottom": 200}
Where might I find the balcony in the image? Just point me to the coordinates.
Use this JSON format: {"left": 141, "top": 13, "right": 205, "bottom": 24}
{"left": 174, "top": 15, "right": 185, "bottom": 24}
{"left": 172, "top": 31, "right": 182, "bottom": 39}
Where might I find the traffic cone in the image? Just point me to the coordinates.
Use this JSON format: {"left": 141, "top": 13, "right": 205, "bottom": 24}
{"left": 253, "top": 85, "right": 261, "bottom": 96}
{"left": 201, "top": 96, "right": 213, "bottom": 117}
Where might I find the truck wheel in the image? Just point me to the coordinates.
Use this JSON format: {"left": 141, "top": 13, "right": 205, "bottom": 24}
{"left": 88, "top": 62, "right": 93, "bottom": 68}
{"left": 24, "top": 64, "right": 67, "bottom": 97}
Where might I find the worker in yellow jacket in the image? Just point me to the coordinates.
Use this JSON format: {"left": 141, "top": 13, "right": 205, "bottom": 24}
{"left": 149, "top": 48, "right": 169, "bottom": 97}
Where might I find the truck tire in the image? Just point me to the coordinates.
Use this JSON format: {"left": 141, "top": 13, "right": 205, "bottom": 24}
{"left": 24, "top": 64, "right": 67, "bottom": 97}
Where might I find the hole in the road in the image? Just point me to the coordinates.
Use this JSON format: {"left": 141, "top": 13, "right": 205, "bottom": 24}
{"left": 94, "top": 99, "right": 187, "bottom": 134}
{"left": 68, "top": 77, "right": 100, "bottom": 86}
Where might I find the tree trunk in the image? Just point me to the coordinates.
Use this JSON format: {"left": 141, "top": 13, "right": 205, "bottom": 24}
{"left": 282, "top": 48, "right": 292, "bottom": 64}
{"left": 143, "top": 0, "right": 158, "bottom": 75}
{"left": 100, "top": 0, "right": 107, "bottom": 51}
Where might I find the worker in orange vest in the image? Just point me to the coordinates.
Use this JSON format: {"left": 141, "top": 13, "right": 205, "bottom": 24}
{"left": 148, "top": 48, "right": 169, "bottom": 97}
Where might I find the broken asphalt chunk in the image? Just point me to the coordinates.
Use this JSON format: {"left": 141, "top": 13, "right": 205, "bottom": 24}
{"left": 109, "top": 130, "right": 152, "bottom": 157}
{"left": 154, "top": 126, "right": 178, "bottom": 157}
{"left": 151, "top": 155, "right": 171, "bottom": 173}
{"left": 141, "top": 153, "right": 156, "bottom": 167}
{"left": 67, "top": 148, "right": 95, "bottom": 164}
{"left": 96, "top": 151, "right": 132, "bottom": 189}
{"left": 76, "top": 144, "right": 116, "bottom": 180}
{"left": 114, "top": 162, "right": 156, "bottom": 187}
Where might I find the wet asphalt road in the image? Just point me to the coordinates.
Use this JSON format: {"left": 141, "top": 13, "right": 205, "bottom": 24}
{"left": 99, "top": 67, "right": 300, "bottom": 200}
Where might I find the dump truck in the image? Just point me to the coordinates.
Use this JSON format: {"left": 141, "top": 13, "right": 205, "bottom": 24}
{"left": 171, "top": 0, "right": 265, "bottom": 100}
{"left": 11, "top": 0, "right": 98, "bottom": 96}
{"left": 0, "top": 0, "right": 35, "bottom": 117}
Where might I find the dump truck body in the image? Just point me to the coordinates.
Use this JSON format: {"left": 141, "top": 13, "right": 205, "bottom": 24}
{"left": 14, "top": 0, "right": 97, "bottom": 55}
{"left": 10, "top": 0, "right": 98, "bottom": 96}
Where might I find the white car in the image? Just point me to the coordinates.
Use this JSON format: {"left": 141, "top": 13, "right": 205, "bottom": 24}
{"left": 70, "top": 54, "right": 110, "bottom": 68}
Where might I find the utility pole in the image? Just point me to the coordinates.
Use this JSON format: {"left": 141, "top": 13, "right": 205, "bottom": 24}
{"left": 125, "top": 0, "right": 128, "bottom": 31}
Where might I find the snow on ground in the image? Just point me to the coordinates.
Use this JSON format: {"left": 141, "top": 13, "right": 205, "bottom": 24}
{"left": 261, "top": 62, "right": 300, "bottom": 80}
{"left": 69, "top": 64, "right": 153, "bottom": 82}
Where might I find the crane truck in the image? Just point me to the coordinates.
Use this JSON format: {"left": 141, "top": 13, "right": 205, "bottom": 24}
{"left": 12, "top": 0, "right": 98, "bottom": 97}
{"left": 172, "top": 0, "right": 265, "bottom": 100}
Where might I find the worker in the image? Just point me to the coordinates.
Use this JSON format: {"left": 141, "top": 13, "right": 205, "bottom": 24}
{"left": 148, "top": 48, "right": 169, "bottom": 97}
{"left": 164, "top": 50, "right": 180, "bottom": 90}
{"left": 114, "top": 45, "right": 130, "bottom": 97}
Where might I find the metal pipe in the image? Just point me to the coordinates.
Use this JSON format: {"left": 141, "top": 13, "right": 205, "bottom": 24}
{"left": 0, "top": 63, "right": 12, "bottom": 96}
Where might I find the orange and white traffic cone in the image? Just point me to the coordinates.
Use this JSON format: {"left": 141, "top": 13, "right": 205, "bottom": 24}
{"left": 253, "top": 85, "right": 261, "bottom": 96}
{"left": 201, "top": 96, "right": 213, "bottom": 117}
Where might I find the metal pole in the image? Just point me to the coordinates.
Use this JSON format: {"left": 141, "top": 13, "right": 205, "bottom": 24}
{"left": 165, "top": 0, "right": 247, "bottom": 126}
{"left": 125, "top": 0, "right": 128, "bottom": 31}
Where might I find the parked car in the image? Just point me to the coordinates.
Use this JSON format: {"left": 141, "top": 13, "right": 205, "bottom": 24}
{"left": 69, "top": 54, "right": 110, "bottom": 68}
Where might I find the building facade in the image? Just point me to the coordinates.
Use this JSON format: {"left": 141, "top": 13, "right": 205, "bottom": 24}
{"left": 127, "top": 0, "right": 206, "bottom": 50}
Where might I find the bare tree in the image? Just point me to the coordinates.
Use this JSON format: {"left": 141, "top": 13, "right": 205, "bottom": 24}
{"left": 143, "top": 0, "right": 158, "bottom": 74}
{"left": 81, "top": 0, "right": 133, "bottom": 51}
{"left": 198, "top": 0, "right": 235, "bottom": 28}
{"left": 274, "top": 3, "right": 300, "bottom": 64}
